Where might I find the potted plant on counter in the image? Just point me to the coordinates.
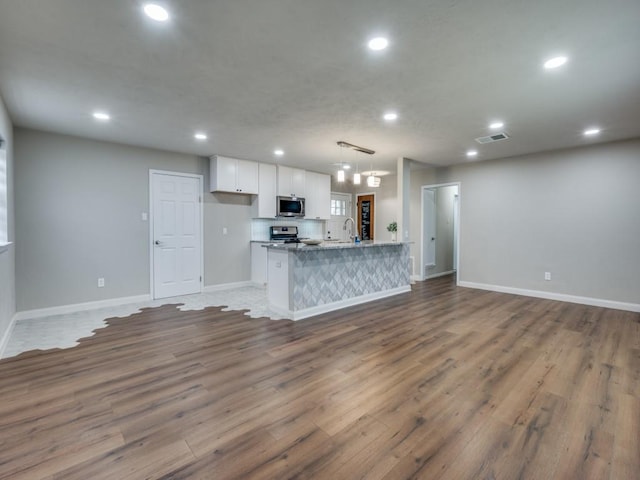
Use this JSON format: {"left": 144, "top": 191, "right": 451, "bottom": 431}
{"left": 387, "top": 221, "right": 397, "bottom": 242}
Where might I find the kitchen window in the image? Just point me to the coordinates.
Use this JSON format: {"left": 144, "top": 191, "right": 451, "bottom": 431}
{"left": 331, "top": 199, "right": 346, "bottom": 216}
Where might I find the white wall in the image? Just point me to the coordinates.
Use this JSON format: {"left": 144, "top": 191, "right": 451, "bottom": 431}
{"left": 15, "top": 128, "right": 253, "bottom": 311}
{"left": 330, "top": 175, "right": 398, "bottom": 241}
{"left": 438, "top": 138, "right": 640, "bottom": 305}
{"left": 0, "top": 94, "right": 15, "bottom": 344}
{"left": 353, "top": 175, "right": 397, "bottom": 241}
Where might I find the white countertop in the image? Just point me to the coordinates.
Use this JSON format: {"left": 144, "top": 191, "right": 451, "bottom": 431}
{"left": 262, "top": 240, "right": 408, "bottom": 250}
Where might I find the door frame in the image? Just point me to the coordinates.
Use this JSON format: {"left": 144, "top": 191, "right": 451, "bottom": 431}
{"left": 420, "top": 182, "right": 461, "bottom": 283}
{"left": 149, "top": 169, "right": 204, "bottom": 299}
{"left": 355, "top": 192, "right": 376, "bottom": 241}
{"left": 329, "top": 192, "right": 352, "bottom": 241}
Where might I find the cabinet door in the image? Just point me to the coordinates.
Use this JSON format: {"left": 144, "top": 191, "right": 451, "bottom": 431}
{"left": 236, "top": 159, "right": 259, "bottom": 194}
{"left": 291, "top": 168, "right": 306, "bottom": 197}
{"left": 257, "top": 163, "right": 277, "bottom": 218}
{"left": 305, "top": 172, "right": 330, "bottom": 220}
{"left": 251, "top": 243, "right": 268, "bottom": 284}
{"left": 210, "top": 156, "right": 237, "bottom": 192}
{"left": 315, "top": 173, "right": 331, "bottom": 219}
{"left": 277, "top": 166, "right": 293, "bottom": 196}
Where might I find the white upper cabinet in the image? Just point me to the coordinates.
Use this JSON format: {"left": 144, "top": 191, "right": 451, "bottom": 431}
{"left": 277, "top": 165, "right": 306, "bottom": 197}
{"left": 210, "top": 155, "right": 259, "bottom": 194}
{"left": 305, "top": 171, "right": 331, "bottom": 220}
{"left": 257, "top": 163, "right": 277, "bottom": 218}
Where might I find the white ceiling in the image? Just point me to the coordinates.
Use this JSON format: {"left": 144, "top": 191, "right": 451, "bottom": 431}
{"left": 1, "top": 0, "right": 639, "bottom": 175}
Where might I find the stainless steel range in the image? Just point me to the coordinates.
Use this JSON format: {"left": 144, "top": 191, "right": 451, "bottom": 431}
{"left": 270, "top": 226, "right": 300, "bottom": 243}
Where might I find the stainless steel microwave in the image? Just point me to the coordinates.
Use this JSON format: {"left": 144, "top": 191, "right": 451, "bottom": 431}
{"left": 277, "top": 196, "right": 305, "bottom": 217}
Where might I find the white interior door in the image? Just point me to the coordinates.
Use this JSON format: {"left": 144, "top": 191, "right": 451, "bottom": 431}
{"left": 327, "top": 192, "right": 351, "bottom": 241}
{"left": 423, "top": 188, "right": 436, "bottom": 272}
{"left": 151, "top": 172, "right": 203, "bottom": 299}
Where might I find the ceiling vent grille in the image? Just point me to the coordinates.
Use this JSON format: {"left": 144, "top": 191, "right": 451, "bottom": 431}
{"left": 475, "top": 132, "right": 509, "bottom": 144}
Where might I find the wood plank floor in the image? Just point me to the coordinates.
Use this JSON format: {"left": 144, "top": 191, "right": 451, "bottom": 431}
{"left": 1, "top": 276, "right": 639, "bottom": 479}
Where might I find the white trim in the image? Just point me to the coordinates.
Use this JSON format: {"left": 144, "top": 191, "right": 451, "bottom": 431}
{"left": 13, "top": 294, "right": 152, "bottom": 322}
{"left": 355, "top": 191, "right": 377, "bottom": 240}
{"left": 410, "top": 275, "right": 422, "bottom": 282}
{"left": 149, "top": 170, "right": 205, "bottom": 300}
{"left": 276, "top": 285, "right": 412, "bottom": 321}
{"left": 202, "top": 281, "right": 253, "bottom": 293}
{"left": 0, "top": 242, "right": 12, "bottom": 254}
{"left": 425, "top": 269, "right": 456, "bottom": 280}
{"left": 0, "top": 313, "right": 18, "bottom": 358}
{"left": 459, "top": 281, "right": 640, "bottom": 313}
{"left": 9, "top": 280, "right": 254, "bottom": 324}
{"left": 420, "top": 182, "right": 461, "bottom": 282}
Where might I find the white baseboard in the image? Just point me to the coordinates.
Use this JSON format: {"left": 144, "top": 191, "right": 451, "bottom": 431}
{"left": 459, "top": 281, "right": 640, "bottom": 313}
{"left": 0, "top": 312, "right": 18, "bottom": 358}
{"left": 12, "top": 281, "right": 256, "bottom": 323}
{"left": 277, "top": 285, "right": 412, "bottom": 321}
{"left": 13, "top": 294, "right": 152, "bottom": 322}
{"left": 203, "top": 281, "right": 253, "bottom": 292}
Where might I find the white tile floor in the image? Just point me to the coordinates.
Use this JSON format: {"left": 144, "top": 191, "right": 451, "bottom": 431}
{"left": 2, "top": 285, "right": 289, "bottom": 359}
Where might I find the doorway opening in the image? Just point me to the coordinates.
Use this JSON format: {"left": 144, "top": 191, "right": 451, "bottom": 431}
{"left": 356, "top": 193, "right": 376, "bottom": 241}
{"left": 149, "top": 170, "right": 204, "bottom": 299}
{"left": 421, "top": 183, "right": 460, "bottom": 282}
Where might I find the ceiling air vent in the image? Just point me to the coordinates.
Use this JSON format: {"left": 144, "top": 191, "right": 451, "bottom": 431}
{"left": 475, "top": 132, "right": 509, "bottom": 144}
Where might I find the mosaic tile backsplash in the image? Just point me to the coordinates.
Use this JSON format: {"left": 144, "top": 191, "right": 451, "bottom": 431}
{"left": 290, "top": 243, "right": 411, "bottom": 310}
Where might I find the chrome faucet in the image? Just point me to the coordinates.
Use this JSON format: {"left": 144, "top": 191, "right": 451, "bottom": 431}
{"left": 343, "top": 217, "right": 359, "bottom": 241}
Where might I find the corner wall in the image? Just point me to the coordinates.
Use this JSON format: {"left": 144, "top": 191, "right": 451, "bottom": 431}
{"left": 15, "top": 128, "right": 253, "bottom": 311}
{"left": 438, "top": 138, "right": 640, "bottom": 306}
{"left": 0, "top": 94, "right": 15, "bottom": 345}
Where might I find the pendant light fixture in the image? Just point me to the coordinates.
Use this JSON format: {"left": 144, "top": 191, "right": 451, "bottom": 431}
{"left": 367, "top": 173, "right": 381, "bottom": 188}
{"left": 336, "top": 140, "right": 376, "bottom": 185}
{"left": 367, "top": 160, "right": 381, "bottom": 188}
{"left": 352, "top": 149, "right": 361, "bottom": 185}
{"left": 337, "top": 142, "right": 346, "bottom": 182}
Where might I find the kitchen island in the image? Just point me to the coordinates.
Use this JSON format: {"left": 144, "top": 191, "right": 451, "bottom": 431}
{"left": 264, "top": 241, "right": 411, "bottom": 320}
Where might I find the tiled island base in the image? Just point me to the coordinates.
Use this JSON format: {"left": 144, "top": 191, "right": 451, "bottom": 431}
{"left": 266, "top": 242, "right": 412, "bottom": 320}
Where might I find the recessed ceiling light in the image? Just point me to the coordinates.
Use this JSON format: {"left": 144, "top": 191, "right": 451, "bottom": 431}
{"left": 274, "top": 149, "right": 284, "bottom": 156}
{"left": 583, "top": 128, "right": 600, "bottom": 136}
{"left": 194, "top": 133, "right": 207, "bottom": 140}
{"left": 466, "top": 150, "right": 478, "bottom": 158}
{"left": 383, "top": 112, "right": 398, "bottom": 121}
{"left": 143, "top": 3, "right": 169, "bottom": 22}
{"left": 368, "top": 37, "right": 389, "bottom": 51}
{"left": 489, "top": 121, "right": 504, "bottom": 129}
{"left": 92, "top": 111, "right": 110, "bottom": 121}
{"left": 544, "top": 56, "right": 568, "bottom": 69}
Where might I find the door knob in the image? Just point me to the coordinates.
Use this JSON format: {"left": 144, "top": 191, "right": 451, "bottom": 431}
{"left": 155, "top": 240, "right": 161, "bottom": 245}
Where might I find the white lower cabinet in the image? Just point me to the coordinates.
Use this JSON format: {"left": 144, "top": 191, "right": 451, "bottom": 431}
{"left": 251, "top": 243, "right": 269, "bottom": 285}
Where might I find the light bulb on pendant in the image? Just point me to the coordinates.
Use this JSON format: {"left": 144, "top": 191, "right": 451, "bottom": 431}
{"left": 353, "top": 153, "right": 361, "bottom": 185}
{"left": 367, "top": 174, "right": 381, "bottom": 188}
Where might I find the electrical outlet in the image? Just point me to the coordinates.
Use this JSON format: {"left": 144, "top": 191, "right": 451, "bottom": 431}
{"left": 223, "top": 227, "right": 228, "bottom": 235}
{"left": 141, "top": 212, "right": 148, "bottom": 221}
{"left": 98, "top": 277, "right": 105, "bottom": 287}
{"left": 544, "top": 272, "right": 551, "bottom": 281}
